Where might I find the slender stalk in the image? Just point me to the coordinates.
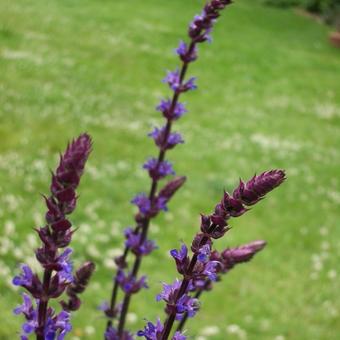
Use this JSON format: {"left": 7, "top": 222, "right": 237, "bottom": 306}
{"left": 116, "top": 44, "right": 195, "bottom": 337}
{"left": 36, "top": 268, "right": 53, "bottom": 339}
{"left": 161, "top": 226, "right": 215, "bottom": 340}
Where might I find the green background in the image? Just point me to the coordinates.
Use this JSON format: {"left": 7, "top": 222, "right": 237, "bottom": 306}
{"left": 0, "top": 0, "right": 339, "bottom": 339}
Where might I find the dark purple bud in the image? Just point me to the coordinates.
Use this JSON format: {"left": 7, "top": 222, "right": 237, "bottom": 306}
{"left": 60, "top": 294, "right": 81, "bottom": 312}
{"left": 233, "top": 170, "right": 286, "bottom": 206}
{"left": 222, "top": 191, "right": 248, "bottom": 217}
{"left": 69, "top": 261, "right": 96, "bottom": 294}
{"left": 48, "top": 274, "right": 68, "bottom": 298}
{"left": 221, "top": 240, "right": 266, "bottom": 271}
{"left": 99, "top": 301, "right": 122, "bottom": 319}
{"left": 52, "top": 228, "right": 74, "bottom": 248}
{"left": 114, "top": 255, "right": 128, "bottom": 269}
{"left": 51, "top": 218, "right": 72, "bottom": 232}
{"left": 200, "top": 214, "right": 211, "bottom": 234}
{"left": 124, "top": 228, "right": 157, "bottom": 256}
{"left": 158, "top": 176, "right": 186, "bottom": 202}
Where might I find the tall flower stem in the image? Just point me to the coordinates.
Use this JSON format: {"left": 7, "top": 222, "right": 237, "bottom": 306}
{"left": 36, "top": 268, "right": 53, "bottom": 339}
{"left": 116, "top": 43, "right": 195, "bottom": 338}
{"left": 160, "top": 231, "right": 212, "bottom": 340}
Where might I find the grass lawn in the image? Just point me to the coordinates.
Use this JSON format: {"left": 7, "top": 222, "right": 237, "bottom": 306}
{"left": 0, "top": 0, "right": 339, "bottom": 339}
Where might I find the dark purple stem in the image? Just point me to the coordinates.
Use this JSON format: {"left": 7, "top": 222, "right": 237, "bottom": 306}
{"left": 36, "top": 268, "right": 53, "bottom": 339}
{"left": 161, "top": 224, "right": 215, "bottom": 340}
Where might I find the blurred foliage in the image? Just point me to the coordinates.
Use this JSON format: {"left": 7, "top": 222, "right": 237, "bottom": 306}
{"left": 263, "top": 0, "right": 340, "bottom": 28}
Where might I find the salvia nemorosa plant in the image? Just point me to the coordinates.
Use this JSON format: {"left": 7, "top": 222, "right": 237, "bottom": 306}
{"left": 12, "top": 134, "right": 96, "bottom": 339}
{"left": 11, "top": 1, "right": 286, "bottom": 340}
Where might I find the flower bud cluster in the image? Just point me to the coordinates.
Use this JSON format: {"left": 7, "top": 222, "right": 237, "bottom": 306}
{"left": 12, "top": 134, "right": 94, "bottom": 339}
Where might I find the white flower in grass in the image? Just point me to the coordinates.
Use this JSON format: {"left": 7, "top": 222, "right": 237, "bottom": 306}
{"left": 127, "top": 313, "right": 137, "bottom": 324}
{"left": 85, "top": 326, "right": 95, "bottom": 335}
{"left": 4, "top": 220, "right": 15, "bottom": 235}
{"left": 328, "top": 269, "right": 337, "bottom": 280}
{"left": 201, "top": 325, "right": 220, "bottom": 336}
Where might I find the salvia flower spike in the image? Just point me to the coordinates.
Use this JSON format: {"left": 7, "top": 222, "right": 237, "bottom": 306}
{"left": 104, "top": 0, "right": 239, "bottom": 337}
{"left": 12, "top": 134, "right": 94, "bottom": 339}
{"left": 139, "top": 169, "right": 285, "bottom": 340}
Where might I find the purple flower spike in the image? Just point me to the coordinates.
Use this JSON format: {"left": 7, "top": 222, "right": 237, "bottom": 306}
{"left": 148, "top": 126, "right": 184, "bottom": 151}
{"left": 233, "top": 170, "right": 286, "bottom": 206}
{"left": 143, "top": 158, "right": 175, "bottom": 180}
{"left": 156, "top": 99, "right": 187, "bottom": 120}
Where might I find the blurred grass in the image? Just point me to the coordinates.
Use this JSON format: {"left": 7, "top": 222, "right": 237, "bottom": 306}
{"left": 0, "top": 0, "right": 339, "bottom": 339}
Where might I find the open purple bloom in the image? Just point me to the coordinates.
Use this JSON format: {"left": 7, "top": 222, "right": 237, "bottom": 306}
{"left": 156, "top": 279, "right": 182, "bottom": 303}
{"left": 132, "top": 193, "right": 168, "bottom": 217}
{"left": 202, "top": 261, "right": 220, "bottom": 281}
{"left": 124, "top": 228, "right": 157, "bottom": 256}
{"left": 137, "top": 318, "right": 164, "bottom": 339}
{"left": 164, "top": 70, "right": 197, "bottom": 92}
{"left": 116, "top": 270, "right": 148, "bottom": 294}
{"left": 44, "top": 310, "right": 72, "bottom": 340}
{"left": 143, "top": 158, "right": 175, "bottom": 180}
{"left": 105, "top": 326, "right": 134, "bottom": 340}
{"left": 197, "top": 244, "right": 211, "bottom": 263}
{"left": 131, "top": 193, "right": 151, "bottom": 215}
{"left": 173, "top": 331, "right": 187, "bottom": 340}
{"left": 176, "top": 40, "right": 197, "bottom": 63}
{"left": 176, "top": 295, "right": 200, "bottom": 318}
{"left": 56, "top": 248, "right": 73, "bottom": 283}
{"left": 13, "top": 264, "right": 33, "bottom": 287}
{"left": 156, "top": 99, "right": 187, "bottom": 120}
{"left": 148, "top": 126, "right": 184, "bottom": 151}
{"left": 13, "top": 293, "right": 38, "bottom": 339}
{"left": 170, "top": 244, "right": 189, "bottom": 275}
